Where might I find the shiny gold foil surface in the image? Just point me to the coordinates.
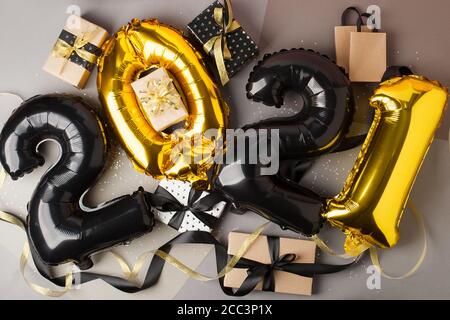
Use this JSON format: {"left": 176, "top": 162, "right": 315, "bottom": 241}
{"left": 97, "top": 19, "right": 228, "bottom": 188}
{"left": 322, "top": 75, "right": 448, "bottom": 256}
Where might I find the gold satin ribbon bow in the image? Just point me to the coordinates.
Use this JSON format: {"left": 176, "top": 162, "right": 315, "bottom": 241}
{"left": 51, "top": 29, "right": 98, "bottom": 74}
{"left": 203, "top": 0, "right": 241, "bottom": 85}
{"left": 139, "top": 78, "right": 181, "bottom": 116}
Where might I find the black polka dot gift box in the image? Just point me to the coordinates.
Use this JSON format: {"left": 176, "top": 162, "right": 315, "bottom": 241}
{"left": 187, "top": 0, "right": 259, "bottom": 85}
{"left": 151, "top": 179, "right": 227, "bottom": 233}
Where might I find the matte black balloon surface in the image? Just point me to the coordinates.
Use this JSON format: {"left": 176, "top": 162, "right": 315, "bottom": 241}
{"left": 215, "top": 49, "right": 354, "bottom": 236}
{"left": 0, "top": 94, "right": 154, "bottom": 269}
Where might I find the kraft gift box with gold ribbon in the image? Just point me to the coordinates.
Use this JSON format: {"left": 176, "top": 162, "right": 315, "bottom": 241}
{"left": 131, "top": 67, "right": 188, "bottom": 132}
{"left": 187, "top": 0, "right": 259, "bottom": 85}
{"left": 224, "top": 232, "right": 317, "bottom": 296}
{"left": 43, "top": 15, "right": 109, "bottom": 89}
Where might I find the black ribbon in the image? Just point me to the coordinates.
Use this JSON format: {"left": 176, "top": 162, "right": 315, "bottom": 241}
{"left": 58, "top": 29, "right": 102, "bottom": 71}
{"left": 229, "top": 236, "right": 355, "bottom": 296}
{"left": 27, "top": 226, "right": 355, "bottom": 296}
{"left": 7, "top": 184, "right": 353, "bottom": 297}
{"left": 146, "top": 186, "right": 227, "bottom": 230}
{"left": 31, "top": 230, "right": 234, "bottom": 294}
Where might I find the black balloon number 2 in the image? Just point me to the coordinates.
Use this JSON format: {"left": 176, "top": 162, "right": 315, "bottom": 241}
{"left": 0, "top": 94, "right": 154, "bottom": 269}
{"left": 215, "top": 49, "right": 357, "bottom": 236}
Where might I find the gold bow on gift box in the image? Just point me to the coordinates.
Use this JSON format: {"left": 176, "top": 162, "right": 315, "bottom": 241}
{"left": 51, "top": 30, "right": 98, "bottom": 74}
{"left": 138, "top": 77, "right": 181, "bottom": 116}
{"left": 203, "top": 0, "right": 241, "bottom": 85}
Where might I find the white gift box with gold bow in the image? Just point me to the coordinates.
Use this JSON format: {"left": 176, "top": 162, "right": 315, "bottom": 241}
{"left": 43, "top": 15, "right": 109, "bottom": 89}
{"left": 131, "top": 68, "right": 189, "bottom": 132}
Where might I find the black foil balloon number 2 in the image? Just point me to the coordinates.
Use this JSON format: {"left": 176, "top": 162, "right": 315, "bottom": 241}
{"left": 215, "top": 49, "right": 359, "bottom": 236}
{"left": 0, "top": 94, "right": 154, "bottom": 269}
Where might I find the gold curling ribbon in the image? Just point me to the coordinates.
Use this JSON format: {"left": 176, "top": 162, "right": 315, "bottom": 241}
{"left": 203, "top": 0, "right": 241, "bottom": 85}
{"left": 70, "top": 222, "right": 269, "bottom": 284}
{"left": 153, "top": 222, "right": 269, "bottom": 281}
{"left": 0, "top": 139, "right": 427, "bottom": 292}
{"left": 0, "top": 162, "right": 268, "bottom": 293}
{"left": 109, "top": 251, "right": 151, "bottom": 282}
{"left": 20, "top": 242, "right": 73, "bottom": 297}
{"left": 0, "top": 204, "right": 73, "bottom": 296}
{"left": 51, "top": 29, "right": 98, "bottom": 74}
{"left": 310, "top": 234, "right": 355, "bottom": 260}
{"left": 313, "top": 200, "right": 427, "bottom": 279}
{"left": 0, "top": 205, "right": 144, "bottom": 295}
{"left": 0, "top": 161, "right": 73, "bottom": 297}
{"left": 370, "top": 201, "right": 427, "bottom": 280}
{"left": 113, "top": 222, "right": 270, "bottom": 282}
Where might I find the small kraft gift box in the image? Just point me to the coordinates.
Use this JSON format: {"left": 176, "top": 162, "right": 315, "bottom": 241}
{"left": 187, "top": 0, "right": 259, "bottom": 85}
{"left": 151, "top": 179, "right": 227, "bottom": 233}
{"left": 43, "top": 15, "right": 109, "bottom": 88}
{"left": 224, "top": 232, "right": 317, "bottom": 296}
{"left": 335, "top": 7, "right": 386, "bottom": 82}
{"left": 131, "top": 68, "right": 189, "bottom": 132}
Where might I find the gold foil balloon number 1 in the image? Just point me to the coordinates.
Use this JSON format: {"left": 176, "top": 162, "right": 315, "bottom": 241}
{"left": 97, "top": 19, "right": 228, "bottom": 188}
{"left": 322, "top": 75, "right": 448, "bottom": 256}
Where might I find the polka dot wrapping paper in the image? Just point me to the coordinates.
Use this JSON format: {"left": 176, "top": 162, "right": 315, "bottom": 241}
{"left": 152, "top": 179, "right": 227, "bottom": 233}
{"left": 187, "top": 0, "right": 259, "bottom": 82}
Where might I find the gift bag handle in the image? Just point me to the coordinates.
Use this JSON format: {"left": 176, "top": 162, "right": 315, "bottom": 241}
{"left": 341, "top": 7, "right": 379, "bottom": 32}
{"left": 361, "top": 12, "right": 379, "bottom": 32}
{"left": 341, "top": 6, "right": 364, "bottom": 31}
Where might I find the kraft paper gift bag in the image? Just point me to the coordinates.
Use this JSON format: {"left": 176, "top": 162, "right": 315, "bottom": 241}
{"left": 349, "top": 30, "right": 386, "bottom": 82}
{"left": 335, "top": 7, "right": 386, "bottom": 82}
{"left": 335, "top": 7, "right": 370, "bottom": 73}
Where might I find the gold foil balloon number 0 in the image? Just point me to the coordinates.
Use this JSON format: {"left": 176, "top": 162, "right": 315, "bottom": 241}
{"left": 98, "top": 19, "right": 228, "bottom": 187}
{"left": 322, "top": 75, "right": 448, "bottom": 256}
